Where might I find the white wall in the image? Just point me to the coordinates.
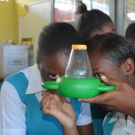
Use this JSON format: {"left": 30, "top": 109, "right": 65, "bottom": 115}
{"left": 18, "top": 0, "right": 51, "bottom": 64}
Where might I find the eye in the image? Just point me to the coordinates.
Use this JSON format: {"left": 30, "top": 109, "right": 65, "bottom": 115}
{"left": 49, "top": 74, "right": 57, "bottom": 80}
{"left": 95, "top": 73, "right": 102, "bottom": 78}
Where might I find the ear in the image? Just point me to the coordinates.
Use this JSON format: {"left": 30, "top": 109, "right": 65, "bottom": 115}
{"left": 121, "top": 58, "right": 135, "bottom": 75}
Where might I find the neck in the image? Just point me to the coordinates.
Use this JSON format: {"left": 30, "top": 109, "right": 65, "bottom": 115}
{"left": 128, "top": 74, "right": 135, "bottom": 89}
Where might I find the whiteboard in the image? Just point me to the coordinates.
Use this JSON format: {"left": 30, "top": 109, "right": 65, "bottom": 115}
{"left": 18, "top": 0, "right": 51, "bottom": 64}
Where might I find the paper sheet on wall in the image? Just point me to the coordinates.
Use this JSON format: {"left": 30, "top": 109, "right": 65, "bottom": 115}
{"left": 21, "top": 37, "right": 34, "bottom": 66}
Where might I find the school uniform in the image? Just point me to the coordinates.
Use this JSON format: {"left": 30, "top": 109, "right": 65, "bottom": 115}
{"left": 90, "top": 104, "right": 104, "bottom": 135}
{"left": 103, "top": 111, "right": 135, "bottom": 135}
{"left": 0, "top": 64, "right": 92, "bottom": 135}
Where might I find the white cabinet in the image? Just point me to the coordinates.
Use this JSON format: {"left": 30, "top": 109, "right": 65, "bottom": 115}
{"left": 0, "top": 45, "right": 28, "bottom": 78}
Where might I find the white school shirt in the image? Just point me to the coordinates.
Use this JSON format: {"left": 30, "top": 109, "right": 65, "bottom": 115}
{"left": 0, "top": 64, "right": 92, "bottom": 135}
{"left": 103, "top": 112, "right": 135, "bottom": 135}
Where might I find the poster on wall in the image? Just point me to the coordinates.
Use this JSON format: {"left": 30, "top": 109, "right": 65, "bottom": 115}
{"left": 21, "top": 37, "right": 33, "bottom": 66}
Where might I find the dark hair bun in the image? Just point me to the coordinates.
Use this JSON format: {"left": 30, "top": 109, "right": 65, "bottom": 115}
{"left": 77, "top": 2, "right": 87, "bottom": 14}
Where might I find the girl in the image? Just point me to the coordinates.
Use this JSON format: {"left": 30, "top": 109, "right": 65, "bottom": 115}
{"left": 0, "top": 23, "right": 93, "bottom": 135}
{"left": 76, "top": 2, "right": 114, "bottom": 41}
{"left": 41, "top": 33, "right": 135, "bottom": 135}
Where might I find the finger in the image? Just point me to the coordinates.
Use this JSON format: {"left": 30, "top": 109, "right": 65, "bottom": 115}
{"left": 53, "top": 94, "right": 62, "bottom": 102}
{"left": 40, "top": 98, "right": 48, "bottom": 105}
{"left": 42, "top": 90, "right": 50, "bottom": 96}
{"left": 50, "top": 94, "right": 68, "bottom": 104}
{"left": 42, "top": 90, "right": 56, "bottom": 96}
{"left": 42, "top": 101, "right": 50, "bottom": 113}
{"left": 40, "top": 94, "right": 53, "bottom": 105}
{"left": 42, "top": 91, "right": 47, "bottom": 96}
{"left": 60, "top": 96, "right": 69, "bottom": 103}
{"left": 79, "top": 91, "right": 113, "bottom": 104}
{"left": 56, "top": 74, "right": 59, "bottom": 79}
{"left": 100, "top": 75, "right": 121, "bottom": 87}
{"left": 44, "top": 100, "right": 50, "bottom": 108}
{"left": 101, "top": 105, "right": 113, "bottom": 111}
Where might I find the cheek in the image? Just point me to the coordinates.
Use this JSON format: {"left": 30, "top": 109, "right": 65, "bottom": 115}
{"left": 40, "top": 71, "right": 50, "bottom": 81}
{"left": 103, "top": 70, "right": 126, "bottom": 82}
{"left": 42, "top": 74, "right": 50, "bottom": 81}
{"left": 132, "top": 40, "right": 135, "bottom": 47}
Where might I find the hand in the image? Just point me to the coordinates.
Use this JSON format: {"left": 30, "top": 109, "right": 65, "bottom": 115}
{"left": 80, "top": 75, "right": 135, "bottom": 118}
{"left": 40, "top": 91, "right": 76, "bottom": 130}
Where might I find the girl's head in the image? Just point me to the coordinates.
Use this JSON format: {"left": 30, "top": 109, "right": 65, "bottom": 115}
{"left": 37, "top": 22, "right": 83, "bottom": 81}
{"left": 125, "top": 22, "right": 135, "bottom": 47}
{"left": 86, "top": 33, "right": 135, "bottom": 87}
{"left": 76, "top": 2, "right": 114, "bottom": 41}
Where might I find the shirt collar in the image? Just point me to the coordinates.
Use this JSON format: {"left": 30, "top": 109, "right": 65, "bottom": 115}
{"left": 26, "top": 64, "right": 44, "bottom": 94}
{"left": 109, "top": 112, "right": 126, "bottom": 125}
{"left": 109, "top": 112, "right": 135, "bottom": 134}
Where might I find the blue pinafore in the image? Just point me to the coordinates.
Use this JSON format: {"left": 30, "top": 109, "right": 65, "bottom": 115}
{"left": 4, "top": 72, "right": 81, "bottom": 135}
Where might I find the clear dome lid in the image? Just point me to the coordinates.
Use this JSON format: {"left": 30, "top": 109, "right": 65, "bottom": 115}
{"left": 65, "top": 44, "right": 92, "bottom": 78}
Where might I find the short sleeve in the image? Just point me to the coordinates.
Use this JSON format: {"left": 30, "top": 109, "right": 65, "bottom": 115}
{"left": 0, "top": 81, "right": 26, "bottom": 135}
{"left": 76, "top": 102, "right": 92, "bottom": 126}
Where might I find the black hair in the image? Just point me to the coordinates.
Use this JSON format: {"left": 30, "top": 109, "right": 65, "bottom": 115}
{"left": 85, "top": 33, "right": 135, "bottom": 66}
{"left": 37, "top": 22, "right": 83, "bottom": 62}
{"left": 125, "top": 22, "right": 135, "bottom": 40}
{"left": 76, "top": 2, "right": 113, "bottom": 41}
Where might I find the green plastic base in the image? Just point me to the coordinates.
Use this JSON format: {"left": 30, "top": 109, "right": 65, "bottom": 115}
{"left": 42, "top": 76, "right": 116, "bottom": 98}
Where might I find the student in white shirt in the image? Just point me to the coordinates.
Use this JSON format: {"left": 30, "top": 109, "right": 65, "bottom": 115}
{"left": 41, "top": 33, "right": 135, "bottom": 135}
{"left": 84, "top": 33, "right": 135, "bottom": 135}
{"left": 0, "top": 22, "right": 93, "bottom": 135}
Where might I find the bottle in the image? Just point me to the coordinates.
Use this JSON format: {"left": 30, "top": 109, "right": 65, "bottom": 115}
{"left": 65, "top": 44, "right": 92, "bottom": 78}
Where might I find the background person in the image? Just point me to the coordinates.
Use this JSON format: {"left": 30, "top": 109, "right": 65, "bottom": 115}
{"left": 125, "top": 22, "right": 135, "bottom": 47}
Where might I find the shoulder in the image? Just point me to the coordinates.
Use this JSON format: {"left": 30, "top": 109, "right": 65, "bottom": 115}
{"left": 103, "top": 111, "right": 118, "bottom": 135}
{"left": 103, "top": 110, "right": 118, "bottom": 125}
{"left": 1, "top": 81, "right": 24, "bottom": 104}
{"left": 20, "top": 66, "right": 33, "bottom": 80}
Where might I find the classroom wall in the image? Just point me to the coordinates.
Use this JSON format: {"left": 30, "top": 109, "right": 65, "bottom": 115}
{"left": 0, "top": 0, "right": 18, "bottom": 44}
{"left": 15, "top": 1, "right": 42, "bottom": 44}
{"left": 0, "top": 0, "right": 41, "bottom": 44}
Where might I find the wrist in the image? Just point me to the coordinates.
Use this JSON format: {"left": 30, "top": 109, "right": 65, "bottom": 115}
{"left": 63, "top": 124, "right": 79, "bottom": 135}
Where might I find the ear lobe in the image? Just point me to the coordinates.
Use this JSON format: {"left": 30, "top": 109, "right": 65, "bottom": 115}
{"left": 122, "top": 58, "right": 135, "bottom": 75}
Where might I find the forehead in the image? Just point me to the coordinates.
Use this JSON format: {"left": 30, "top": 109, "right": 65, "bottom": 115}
{"left": 102, "top": 21, "right": 114, "bottom": 33}
{"left": 42, "top": 53, "right": 69, "bottom": 74}
{"left": 89, "top": 51, "right": 118, "bottom": 71}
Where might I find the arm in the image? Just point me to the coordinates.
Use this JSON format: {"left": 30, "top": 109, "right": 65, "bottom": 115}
{"left": 77, "top": 124, "right": 93, "bottom": 135}
{"left": 0, "top": 81, "right": 26, "bottom": 135}
{"left": 80, "top": 75, "right": 135, "bottom": 119}
{"left": 76, "top": 102, "right": 94, "bottom": 135}
{"left": 40, "top": 93, "right": 79, "bottom": 135}
{"left": 41, "top": 91, "right": 94, "bottom": 135}
{"left": 63, "top": 126, "right": 79, "bottom": 135}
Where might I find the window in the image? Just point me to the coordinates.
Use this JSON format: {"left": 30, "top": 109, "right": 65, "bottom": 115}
{"left": 124, "top": 0, "right": 135, "bottom": 35}
{"left": 54, "top": 0, "right": 77, "bottom": 22}
{"left": 81, "top": 0, "right": 115, "bottom": 24}
{"left": 82, "top": 0, "right": 109, "bottom": 15}
{"left": 125, "top": 0, "right": 135, "bottom": 21}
